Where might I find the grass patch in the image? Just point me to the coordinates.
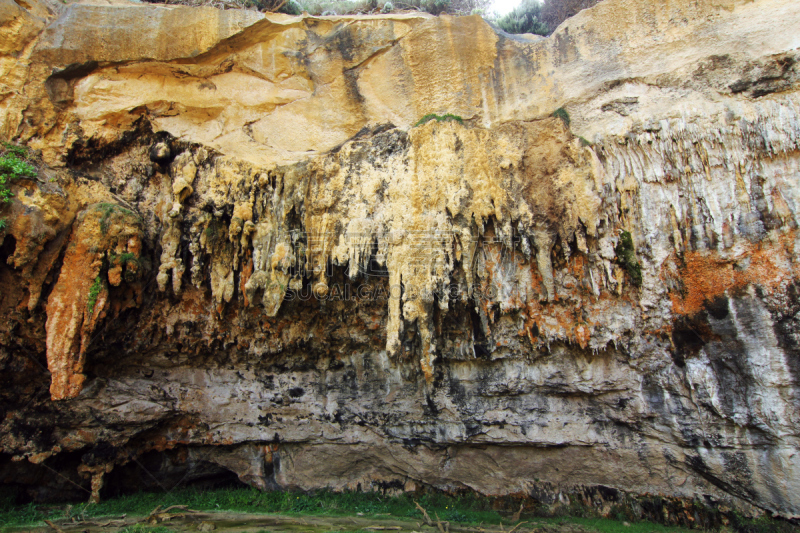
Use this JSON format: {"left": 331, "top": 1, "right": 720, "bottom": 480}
{"left": 0, "top": 488, "right": 503, "bottom": 529}
{"left": 0, "top": 502, "right": 43, "bottom": 529}
{"left": 413, "top": 113, "right": 464, "bottom": 128}
{"left": 86, "top": 276, "right": 103, "bottom": 314}
{"left": 615, "top": 230, "right": 642, "bottom": 287}
{"left": 0, "top": 486, "right": 713, "bottom": 532}
{"left": 98, "top": 203, "right": 120, "bottom": 234}
{"left": 95, "top": 202, "right": 138, "bottom": 234}
{"left": 108, "top": 251, "right": 143, "bottom": 282}
{"left": 0, "top": 153, "right": 37, "bottom": 195}
{"left": 1, "top": 142, "right": 30, "bottom": 160}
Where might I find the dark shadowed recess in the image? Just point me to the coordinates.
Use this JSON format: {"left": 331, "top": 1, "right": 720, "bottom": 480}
{"left": 100, "top": 448, "right": 249, "bottom": 499}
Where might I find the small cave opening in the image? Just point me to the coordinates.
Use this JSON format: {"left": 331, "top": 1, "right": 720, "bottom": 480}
{"left": 0, "top": 234, "right": 16, "bottom": 265}
{"left": 5, "top": 450, "right": 93, "bottom": 503}
{"left": 100, "top": 448, "right": 251, "bottom": 500}
{"left": 469, "top": 304, "right": 490, "bottom": 358}
{"left": 670, "top": 315, "right": 707, "bottom": 368}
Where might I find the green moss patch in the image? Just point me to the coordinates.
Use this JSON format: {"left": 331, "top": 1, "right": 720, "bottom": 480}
{"left": 0, "top": 143, "right": 38, "bottom": 229}
{"left": 86, "top": 276, "right": 103, "bottom": 314}
{"left": 413, "top": 113, "right": 464, "bottom": 128}
{"left": 94, "top": 203, "right": 138, "bottom": 235}
{"left": 552, "top": 107, "right": 570, "bottom": 127}
{"left": 615, "top": 230, "right": 643, "bottom": 287}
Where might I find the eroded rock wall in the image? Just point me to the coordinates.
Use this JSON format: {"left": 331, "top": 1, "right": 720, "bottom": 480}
{"left": 0, "top": 0, "right": 799, "bottom": 522}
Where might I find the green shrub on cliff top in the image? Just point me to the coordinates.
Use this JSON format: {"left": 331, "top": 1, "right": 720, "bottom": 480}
{"left": 143, "top": 0, "right": 490, "bottom": 17}
{"left": 492, "top": 0, "right": 548, "bottom": 35}
{"left": 140, "top": 0, "right": 599, "bottom": 34}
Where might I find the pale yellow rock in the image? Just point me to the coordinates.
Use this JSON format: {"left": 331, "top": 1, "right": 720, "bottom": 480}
{"left": 0, "top": 0, "right": 45, "bottom": 55}
{"left": 12, "top": 0, "right": 799, "bottom": 168}
{"left": 33, "top": 3, "right": 267, "bottom": 65}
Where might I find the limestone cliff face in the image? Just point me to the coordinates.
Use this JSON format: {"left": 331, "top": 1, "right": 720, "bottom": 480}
{"left": 1, "top": 0, "right": 800, "bottom": 522}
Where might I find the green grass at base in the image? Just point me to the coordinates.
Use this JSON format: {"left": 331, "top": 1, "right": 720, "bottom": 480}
{"left": 0, "top": 485, "right": 751, "bottom": 533}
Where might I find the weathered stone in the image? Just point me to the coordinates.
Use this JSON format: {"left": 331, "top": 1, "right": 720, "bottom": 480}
{"left": 45, "top": 202, "right": 145, "bottom": 400}
{"left": 0, "top": 0, "right": 798, "bottom": 524}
